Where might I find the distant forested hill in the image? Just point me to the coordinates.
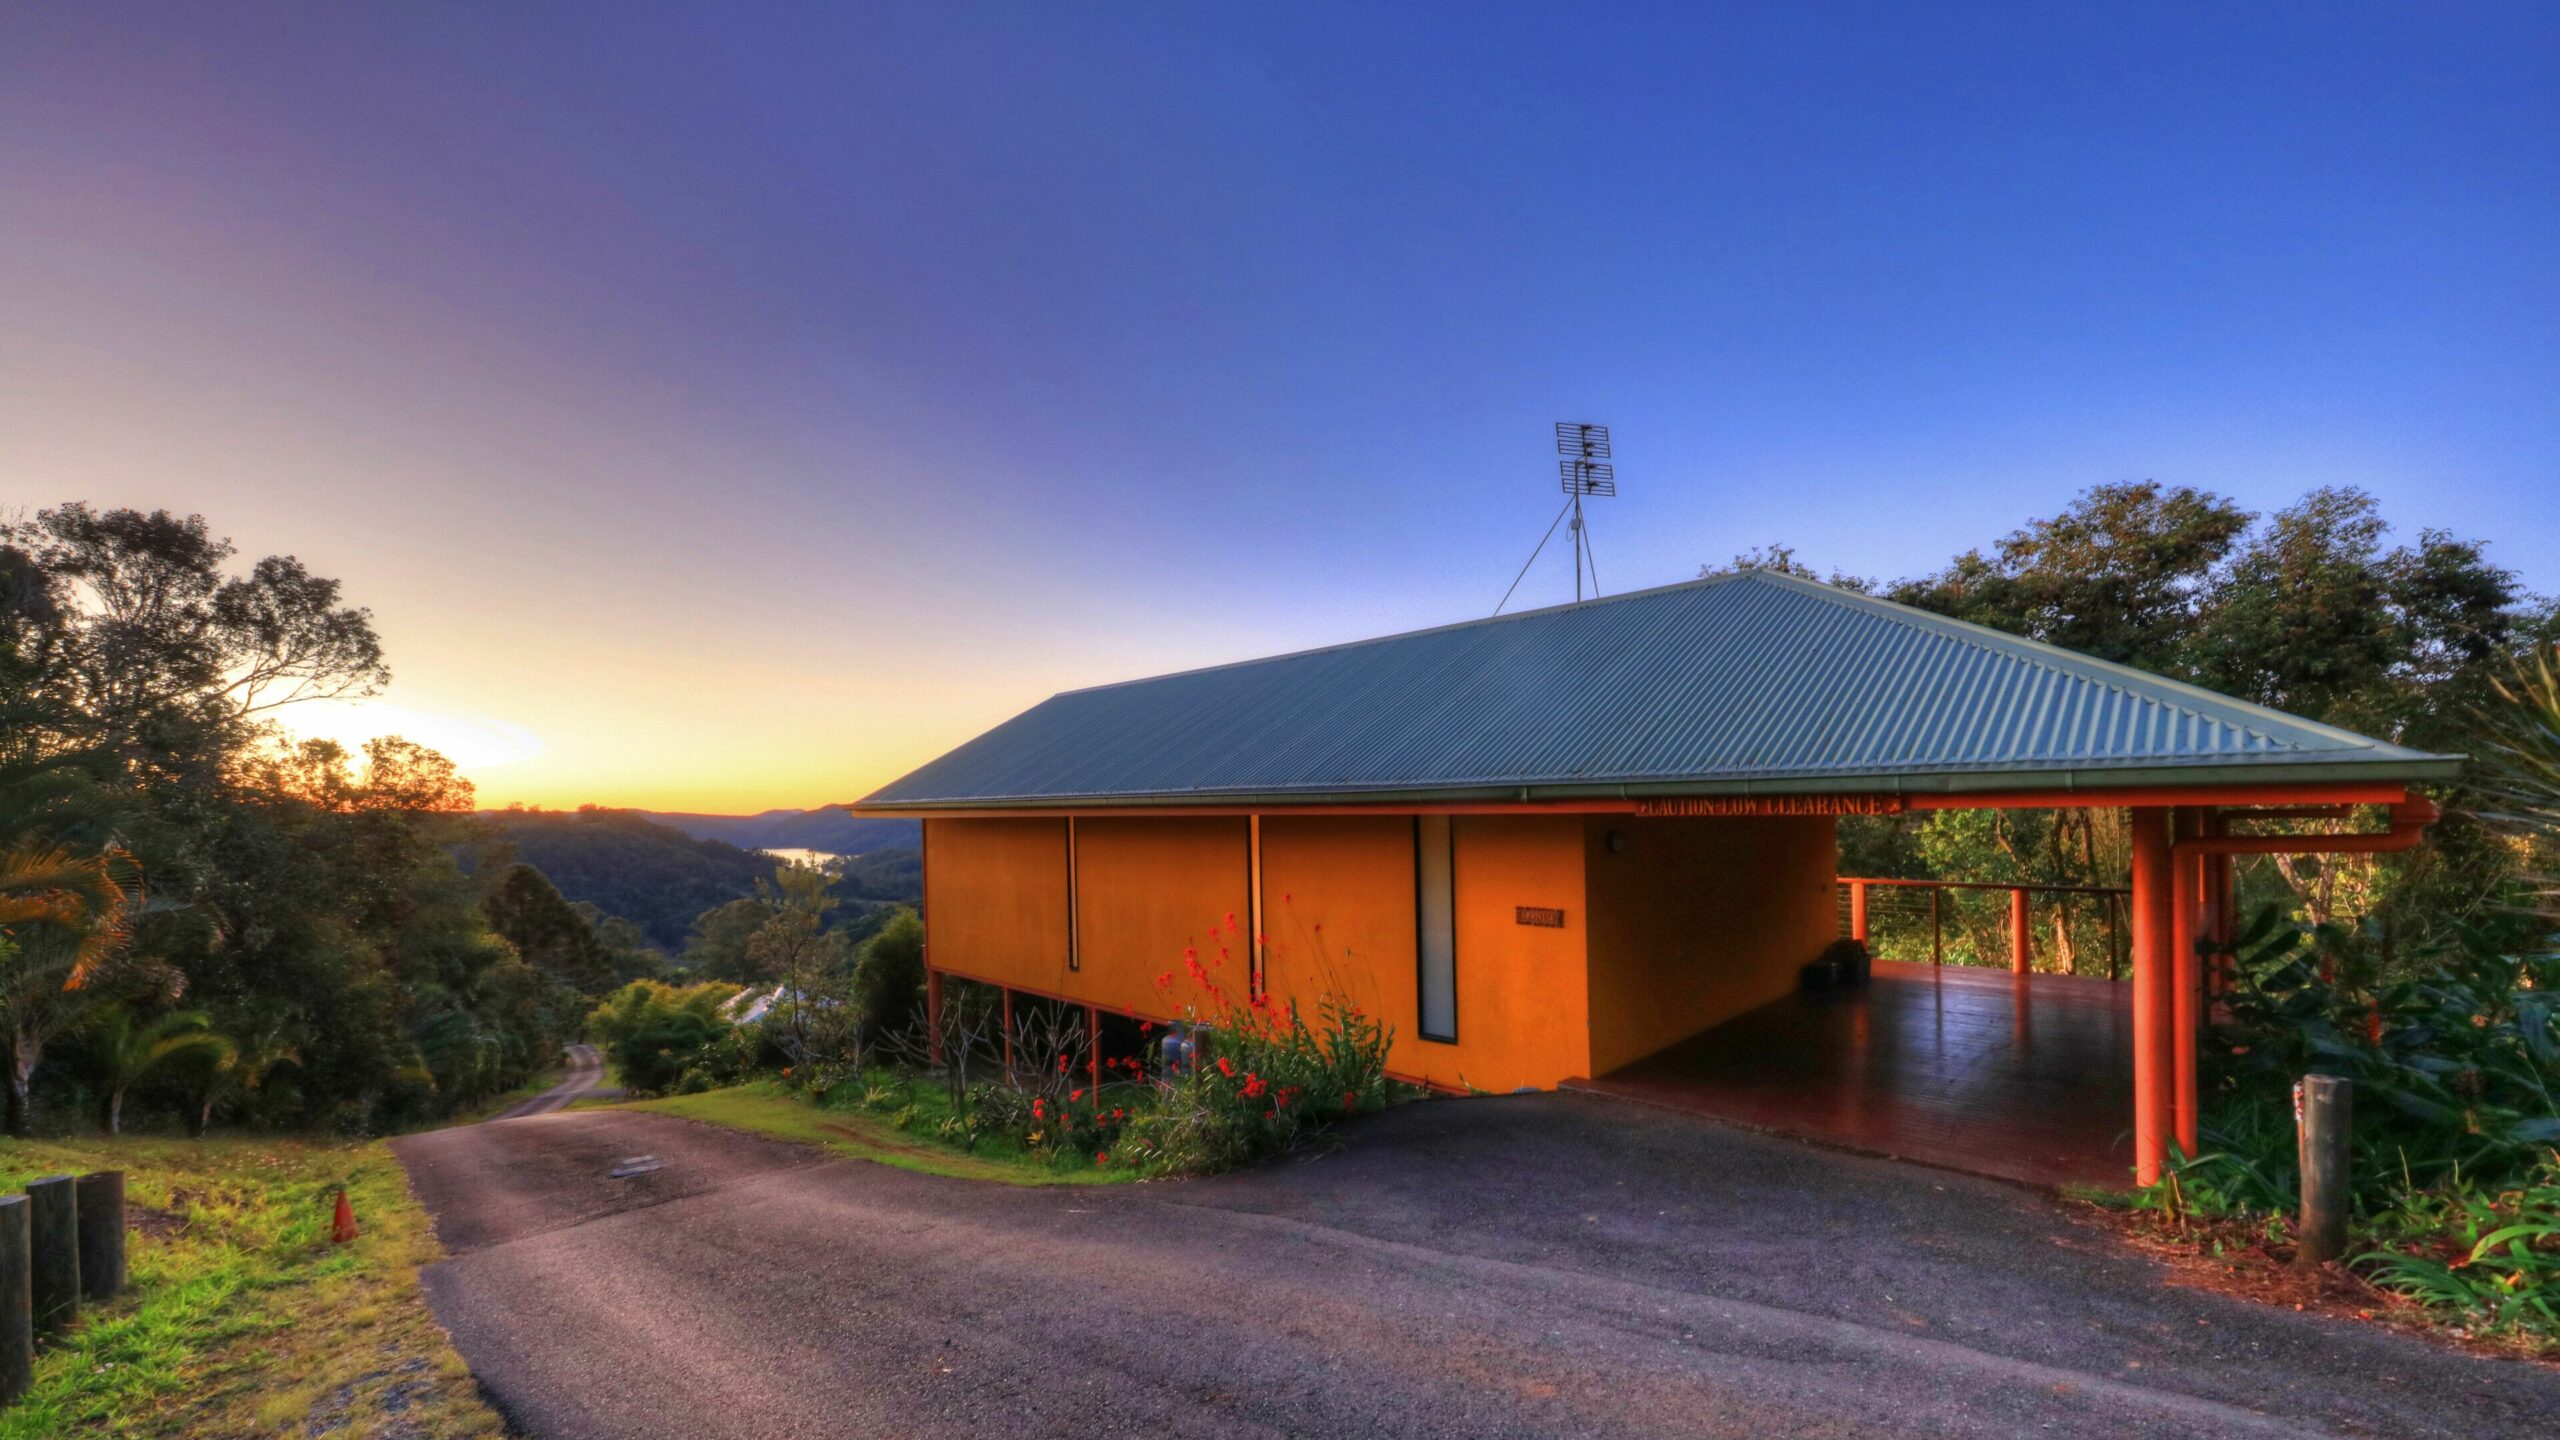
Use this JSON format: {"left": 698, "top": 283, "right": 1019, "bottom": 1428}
{"left": 638, "top": 805, "right": 919, "bottom": 855}
{"left": 479, "top": 808, "right": 782, "bottom": 951}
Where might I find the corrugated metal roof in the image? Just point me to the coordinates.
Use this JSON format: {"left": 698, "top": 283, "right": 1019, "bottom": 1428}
{"left": 857, "top": 570, "right": 2462, "bottom": 810}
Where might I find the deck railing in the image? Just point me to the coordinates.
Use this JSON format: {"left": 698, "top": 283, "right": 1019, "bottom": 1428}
{"left": 1836, "top": 877, "right": 2134, "bottom": 979}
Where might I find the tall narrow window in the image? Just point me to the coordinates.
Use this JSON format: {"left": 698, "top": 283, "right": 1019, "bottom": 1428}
{"left": 1415, "top": 815, "right": 1457, "bottom": 1042}
{"left": 1064, "top": 817, "right": 1080, "bottom": 971}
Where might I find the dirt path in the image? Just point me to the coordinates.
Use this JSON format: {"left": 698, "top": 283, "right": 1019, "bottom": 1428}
{"left": 493, "top": 1044, "right": 606, "bottom": 1121}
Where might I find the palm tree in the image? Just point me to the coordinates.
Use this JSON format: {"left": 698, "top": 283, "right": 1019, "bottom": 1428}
{"left": 2482, "top": 642, "right": 2560, "bottom": 916}
{"left": 0, "top": 755, "right": 144, "bottom": 1136}
{"left": 90, "top": 1006, "right": 232, "bottom": 1136}
{"left": 185, "top": 1019, "right": 299, "bottom": 1136}
{"left": 1, "top": 840, "right": 137, "bottom": 1136}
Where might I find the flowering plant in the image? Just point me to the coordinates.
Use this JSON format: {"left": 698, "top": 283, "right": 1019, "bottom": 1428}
{"left": 1115, "top": 906, "right": 1395, "bottom": 1174}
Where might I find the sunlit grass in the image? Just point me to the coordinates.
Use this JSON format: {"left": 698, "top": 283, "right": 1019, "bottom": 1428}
{"left": 0, "top": 1136, "right": 503, "bottom": 1439}
{"left": 619, "top": 1078, "right": 1141, "bottom": 1187}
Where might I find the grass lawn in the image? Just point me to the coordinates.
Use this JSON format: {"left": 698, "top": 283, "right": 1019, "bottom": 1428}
{"left": 0, "top": 1135, "right": 504, "bottom": 1440}
{"left": 617, "top": 1075, "right": 1143, "bottom": 1187}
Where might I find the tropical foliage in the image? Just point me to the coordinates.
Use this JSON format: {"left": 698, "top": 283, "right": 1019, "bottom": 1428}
{"left": 2143, "top": 642, "right": 2560, "bottom": 1346}
{"left": 0, "top": 504, "right": 602, "bottom": 1135}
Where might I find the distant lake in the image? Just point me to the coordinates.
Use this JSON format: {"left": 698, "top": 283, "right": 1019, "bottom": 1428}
{"left": 760, "top": 847, "right": 841, "bottom": 868}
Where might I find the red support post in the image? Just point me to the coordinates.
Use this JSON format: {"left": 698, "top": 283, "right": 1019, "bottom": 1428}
{"left": 2171, "top": 808, "right": 2203, "bottom": 1160}
{"left": 2009, "top": 887, "right": 2031, "bottom": 974}
{"left": 2130, "top": 807, "right": 2175, "bottom": 1186}
{"left": 1849, "top": 880, "right": 1869, "bottom": 942}
{"left": 1087, "top": 1006, "right": 1101, "bottom": 1090}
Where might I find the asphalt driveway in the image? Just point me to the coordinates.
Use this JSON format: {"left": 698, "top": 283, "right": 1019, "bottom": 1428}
{"left": 394, "top": 1093, "right": 2560, "bottom": 1439}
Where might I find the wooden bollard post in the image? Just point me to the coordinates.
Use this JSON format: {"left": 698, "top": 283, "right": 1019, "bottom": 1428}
{"left": 23, "top": 1177, "right": 78, "bottom": 1334}
{"left": 2295, "top": 1075, "right": 2352, "bottom": 1266}
{"left": 0, "top": 1195, "right": 32, "bottom": 1407}
{"left": 76, "top": 1173, "right": 125, "bottom": 1301}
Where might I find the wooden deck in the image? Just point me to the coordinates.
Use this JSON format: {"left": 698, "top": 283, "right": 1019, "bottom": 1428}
{"left": 1567, "top": 960, "right": 2136, "bottom": 1189}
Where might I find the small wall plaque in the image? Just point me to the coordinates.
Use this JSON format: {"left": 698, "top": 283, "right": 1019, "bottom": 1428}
{"left": 1515, "top": 906, "right": 1566, "bottom": 928}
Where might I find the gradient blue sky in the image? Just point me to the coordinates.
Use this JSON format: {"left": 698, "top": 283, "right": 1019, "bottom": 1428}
{"left": 3, "top": 4, "right": 2553, "bottom": 810}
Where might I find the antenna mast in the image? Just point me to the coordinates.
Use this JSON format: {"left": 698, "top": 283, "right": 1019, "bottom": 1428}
{"left": 1492, "top": 421, "right": 1619, "bottom": 616}
{"left": 1556, "top": 421, "right": 1615, "bottom": 603}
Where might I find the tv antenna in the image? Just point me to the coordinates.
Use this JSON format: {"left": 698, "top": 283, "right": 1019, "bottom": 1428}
{"left": 1494, "top": 421, "right": 1616, "bottom": 614}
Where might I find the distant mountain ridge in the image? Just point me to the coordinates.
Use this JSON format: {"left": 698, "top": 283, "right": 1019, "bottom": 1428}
{"left": 478, "top": 807, "right": 778, "bottom": 952}
{"left": 637, "top": 805, "right": 920, "bottom": 856}
{"left": 476, "top": 805, "right": 923, "bottom": 954}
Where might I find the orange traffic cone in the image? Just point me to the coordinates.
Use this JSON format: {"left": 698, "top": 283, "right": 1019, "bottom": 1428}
{"left": 330, "top": 1188, "right": 360, "bottom": 1245}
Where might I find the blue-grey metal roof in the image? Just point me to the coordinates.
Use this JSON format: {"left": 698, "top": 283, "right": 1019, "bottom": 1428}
{"left": 857, "top": 570, "right": 2461, "bottom": 810}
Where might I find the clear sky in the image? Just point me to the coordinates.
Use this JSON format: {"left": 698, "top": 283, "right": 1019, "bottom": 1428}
{"left": 4, "top": 4, "right": 2553, "bottom": 813}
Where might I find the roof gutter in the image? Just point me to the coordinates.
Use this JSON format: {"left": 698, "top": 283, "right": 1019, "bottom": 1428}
{"left": 848, "top": 755, "right": 2461, "bottom": 817}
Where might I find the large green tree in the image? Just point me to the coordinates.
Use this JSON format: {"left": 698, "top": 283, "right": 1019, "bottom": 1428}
{"left": 1, "top": 504, "right": 570, "bottom": 1132}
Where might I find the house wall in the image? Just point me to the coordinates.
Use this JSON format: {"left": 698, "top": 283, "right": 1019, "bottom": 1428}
{"left": 927, "top": 811, "right": 1594, "bottom": 1093}
{"left": 1068, "top": 815, "right": 1253, "bottom": 1017}
{"left": 1443, "top": 814, "right": 1592, "bottom": 1090}
{"left": 1580, "top": 813, "right": 1840, "bottom": 1076}
{"left": 1255, "top": 814, "right": 1587, "bottom": 1091}
{"left": 1257, "top": 814, "right": 1417, "bottom": 1053}
{"left": 921, "top": 817, "right": 1072, "bottom": 992}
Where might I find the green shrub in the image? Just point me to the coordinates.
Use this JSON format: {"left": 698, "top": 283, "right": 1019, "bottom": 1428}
{"left": 2147, "top": 903, "right": 2559, "bottom": 1344}
{"left": 850, "top": 908, "right": 925, "bottom": 1043}
{"left": 2359, "top": 1158, "right": 2560, "bottom": 1335}
{"left": 585, "top": 979, "right": 741, "bottom": 1097}
{"left": 2206, "top": 906, "right": 2558, "bottom": 1200}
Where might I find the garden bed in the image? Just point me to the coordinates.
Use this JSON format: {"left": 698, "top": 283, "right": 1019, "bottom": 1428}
{"left": 616, "top": 1076, "right": 1142, "bottom": 1186}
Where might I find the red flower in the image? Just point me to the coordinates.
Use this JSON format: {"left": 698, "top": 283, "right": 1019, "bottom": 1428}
{"left": 1224, "top": 911, "right": 1238, "bottom": 930}
{"left": 1243, "top": 1073, "right": 1267, "bottom": 1099}
{"left": 1057, "top": 1055, "right": 1070, "bottom": 1074}
{"left": 1032, "top": 1098, "right": 1046, "bottom": 1119}
{"left": 1139, "top": 1021, "right": 1154, "bottom": 1034}
{"left": 1095, "top": 1150, "right": 1109, "bottom": 1164}
{"left": 1155, "top": 971, "right": 1174, "bottom": 987}
{"left": 1070, "top": 1088, "right": 1085, "bottom": 1102}
{"left": 1216, "top": 1056, "right": 1234, "bottom": 1077}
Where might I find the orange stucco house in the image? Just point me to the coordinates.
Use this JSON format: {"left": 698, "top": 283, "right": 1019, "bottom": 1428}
{"left": 854, "top": 571, "right": 2456, "bottom": 1181}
